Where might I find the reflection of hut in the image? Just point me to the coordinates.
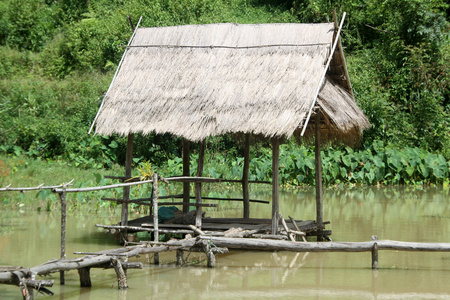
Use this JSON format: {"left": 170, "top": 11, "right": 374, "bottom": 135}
{"left": 90, "top": 14, "right": 370, "bottom": 240}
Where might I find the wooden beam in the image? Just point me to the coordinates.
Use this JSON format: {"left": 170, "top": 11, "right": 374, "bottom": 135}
{"left": 182, "top": 139, "right": 190, "bottom": 214}
{"left": 220, "top": 179, "right": 271, "bottom": 184}
{"left": 196, "top": 236, "right": 450, "bottom": 253}
{"left": 272, "top": 137, "right": 280, "bottom": 235}
{"left": 315, "top": 113, "right": 324, "bottom": 241}
{"left": 243, "top": 134, "right": 250, "bottom": 219}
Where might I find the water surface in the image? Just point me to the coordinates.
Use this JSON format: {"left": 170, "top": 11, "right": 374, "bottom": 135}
{"left": 1, "top": 186, "right": 449, "bottom": 299}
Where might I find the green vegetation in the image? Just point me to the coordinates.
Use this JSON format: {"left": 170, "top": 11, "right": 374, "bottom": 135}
{"left": 0, "top": 0, "right": 449, "bottom": 190}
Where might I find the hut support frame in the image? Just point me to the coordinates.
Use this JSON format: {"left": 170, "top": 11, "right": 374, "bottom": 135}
{"left": 272, "top": 137, "right": 280, "bottom": 235}
{"left": 121, "top": 133, "right": 134, "bottom": 240}
{"left": 195, "top": 141, "right": 206, "bottom": 228}
{"left": 243, "top": 134, "right": 250, "bottom": 219}
{"left": 182, "top": 139, "right": 191, "bottom": 214}
{"left": 315, "top": 112, "right": 324, "bottom": 241}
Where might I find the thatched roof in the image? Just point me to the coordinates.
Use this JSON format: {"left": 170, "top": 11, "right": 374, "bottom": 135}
{"left": 91, "top": 22, "right": 370, "bottom": 144}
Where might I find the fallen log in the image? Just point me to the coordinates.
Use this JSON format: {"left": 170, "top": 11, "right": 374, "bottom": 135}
{"left": 196, "top": 237, "right": 450, "bottom": 252}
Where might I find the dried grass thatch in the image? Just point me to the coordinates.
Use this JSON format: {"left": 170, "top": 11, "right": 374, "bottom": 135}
{"left": 92, "top": 22, "right": 370, "bottom": 144}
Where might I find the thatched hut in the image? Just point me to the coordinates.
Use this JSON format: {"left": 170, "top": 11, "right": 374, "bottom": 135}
{"left": 90, "top": 14, "right": 370, "bottom": 239}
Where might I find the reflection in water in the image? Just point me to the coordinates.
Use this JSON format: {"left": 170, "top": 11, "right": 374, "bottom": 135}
{"left": 0, "top": 186, "right": 449, "bottom": 299}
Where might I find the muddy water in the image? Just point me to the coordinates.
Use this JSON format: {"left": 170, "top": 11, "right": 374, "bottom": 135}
{"left": 1, "top": 186, "right": 449, "bottom": 299}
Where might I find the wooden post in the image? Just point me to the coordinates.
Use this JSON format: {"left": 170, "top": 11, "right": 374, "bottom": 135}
{"left": 314, "top": 112, "right": 324, "bottom": 241}
{"left": 78, "top": 268, "right": 91, "bottom": 287}
{"left": 59, "top": 188, "right": 66, "bottom": 285}
{"left": 207, "top": 251, "right": 216, "bottom": 268}
{"left": 19, "top": 281, "right": 33, "bottom": 300}
{"left": 243, "top": 134, "right": 250, "bottom": 219}
{"left": 152, "top": 172, "right": 159, "bottom": 265}
{"left": 195, "top": 141, "right": 205, "bottom": 228}
{"left": 182, "top": 139, "right": 191, "bottom": 214}
{"left": 372, "top": 243, "right": 379, "bottom": 270}
{"left": 111, "top": 258, "right": 128, "bottom": 289}
{"left": 121, "top": 134, "right": 134, "bottom": 240}
{"left": 176, "top": 249, "right": 184, "bottom": 266}
{"left": 272, "top": 138, "right": 280, "bottom": 235}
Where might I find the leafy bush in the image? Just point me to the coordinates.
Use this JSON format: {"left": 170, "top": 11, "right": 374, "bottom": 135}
{"left": 165, "top": 140, "right": 449, "bottom": 186}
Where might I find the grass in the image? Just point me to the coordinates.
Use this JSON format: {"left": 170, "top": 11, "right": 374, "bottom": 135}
{"left": 0, "top": 155, "right": 121, "bottom": 210}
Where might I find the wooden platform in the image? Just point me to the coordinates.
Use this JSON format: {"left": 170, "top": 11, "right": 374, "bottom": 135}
{"left": 99, "top": 216, "right": 331, "bottom": 239}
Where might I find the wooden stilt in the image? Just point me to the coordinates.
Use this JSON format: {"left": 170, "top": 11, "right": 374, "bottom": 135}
{"left": 121, "top": 134, "right": 134, "bottom": 240}
{"left": 176, "top": 249, "right": 184, "bottom": 266}
{"left": 59, "top": 188, "right": 66, "bottom": 285}
{"left": 243, "top": 134, "right": 250, "bottom": 219}
{"left": 195, "top": 141, "right": 205, "bottom": 228}
{"left": 78, "top": 268, "right": 91, "bottom": 287}
{"left": 314, "top": 113, "right": 324, "bottom": 241}
{"left": 207, "top": 251, "right": 216, "bottom": 268}
{"left": 152, "top": 173, "right": 159, "bottom": 265}
{"left": 372, "top": 243, "right": 379, "bottom": 270}
{"left": 182, "top": 139, "right": 191, "bottom": 214}
{"left": 19, "top": 281, "right": 33, "bottom": 300}
{"left": 111, "top": 258, "right": 128, "bottom": 289}
{"left": 272, "top": 138, "right": 280, "bottom": 235}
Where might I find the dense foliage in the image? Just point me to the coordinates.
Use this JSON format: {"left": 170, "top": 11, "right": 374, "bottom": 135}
{"left": 0, "top": 0, "right": 449, "bottom": 186}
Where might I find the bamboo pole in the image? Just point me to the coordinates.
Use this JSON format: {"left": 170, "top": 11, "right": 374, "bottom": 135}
{"left": 88, "top": 16, "right": 143, "bottom": 134}
{"left": 300, "top": 12, "right": 347, "bottom": 136}
{"left": 53, "top": 178, "right": 153, "bottom": 193}
{"left": 0, "top": 184, "right": 68, "bottom": 192}
{"left": 195, "top": 141, "right": 205, "bottom": 228}
{"left": 315, "top": 112, "right": 324, "bottom": 241}
{"left": 152, "top": 173, "right": 159, "bottom": 265}
{"left": 121, "top": 134, "right": 134, "bottom": 240}
{"left": 272, "top": 138, "right": 280, "bottom": 235}
{"left": 243, "top": 134, "right": 250, "bottom": 219}
{"left": 333, "top": 10, "right": 354, "bottom": 97}
{"left": 182, "top": 139, "right": 191, "bottom": 214}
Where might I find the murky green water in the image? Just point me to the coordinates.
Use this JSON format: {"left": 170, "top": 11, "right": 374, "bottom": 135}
{"left": 1, "top": 186, "right": 449, "bottom": 299}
